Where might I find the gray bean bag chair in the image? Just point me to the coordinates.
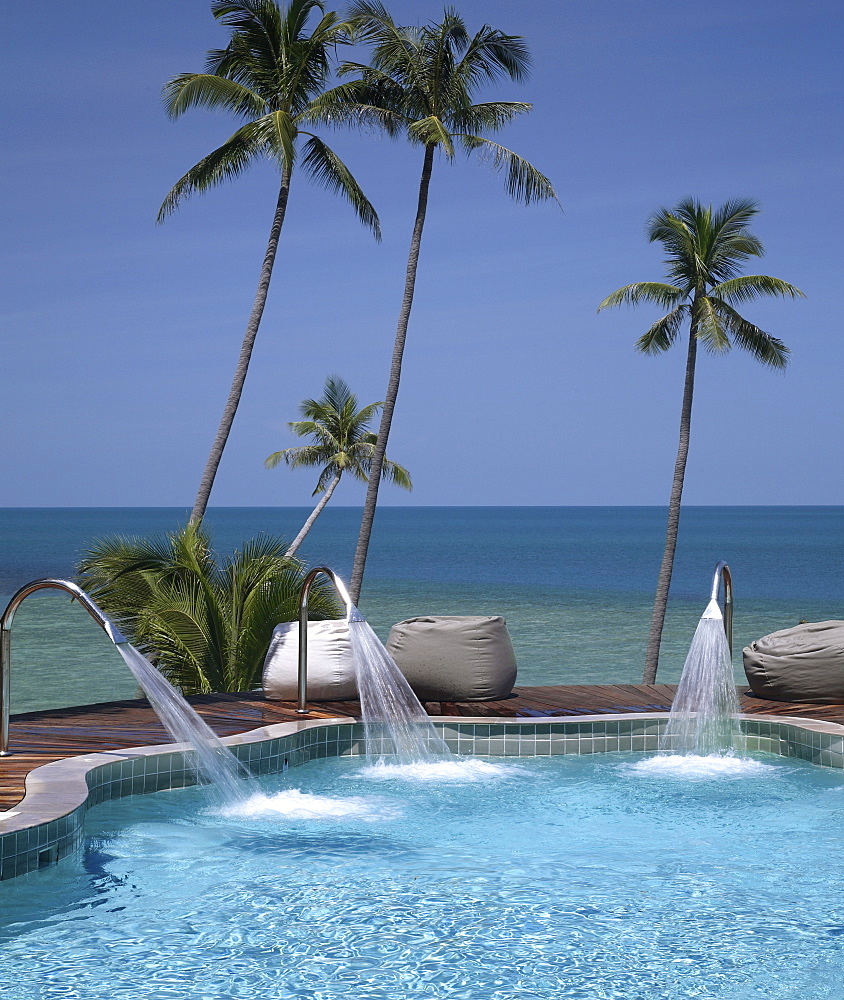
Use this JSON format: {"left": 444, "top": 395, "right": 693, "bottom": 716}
{"left": 743, "top": 620, "right": 844, "bottom": 702}
{"left": 385, "top": 615, "right": 517, "bottom": 702}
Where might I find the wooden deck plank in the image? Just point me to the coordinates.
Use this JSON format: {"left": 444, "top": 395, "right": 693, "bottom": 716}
{"left": 2, "top": 685, "right": 842, "bottom": 812}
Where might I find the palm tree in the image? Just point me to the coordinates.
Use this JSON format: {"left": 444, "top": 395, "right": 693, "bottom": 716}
{"left": 598, "top": 198, "right": 804, "bottom": 683}
{"left": 265, "top": 374, "right": 411, "bottom": 557}
{"left": 315, "top": 1, "right": 557, "bottom": 603}
{"left": 77, "top": 524, "right": 339, "bottom": 694}
{"left": 159, "top": 0, "right": 381, "bottom": 525}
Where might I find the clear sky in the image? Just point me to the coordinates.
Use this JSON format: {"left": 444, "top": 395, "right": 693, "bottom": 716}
{"left": 3, "top": 0, "right": 841, "bottom": 507}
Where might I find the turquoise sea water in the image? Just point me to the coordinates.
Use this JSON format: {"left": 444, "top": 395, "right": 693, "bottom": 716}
{"left": 1, "top": 506, "right": 841, "bottom": 713}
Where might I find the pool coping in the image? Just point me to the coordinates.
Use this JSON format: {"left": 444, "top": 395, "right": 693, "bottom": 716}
{"left": 1, "top": 712, "right": 843, "bottom": 881}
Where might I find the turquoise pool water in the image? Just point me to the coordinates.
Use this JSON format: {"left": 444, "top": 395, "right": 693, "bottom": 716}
{"left": 1, "top": 753, "right": 843, "bottom": 999}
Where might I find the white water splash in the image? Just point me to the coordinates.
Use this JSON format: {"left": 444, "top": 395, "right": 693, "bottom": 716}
{"left": 661, "top": 598, "right": 743, "bottom": 756}
{"left": 630, "top": 754, "right": 775, "bottom": 779}
{"left": 348, "top": 610, "right": 450, "bottom": 763}
{"left": 358, "top": 758, "right": 520, "bottom": 783}
{"left": 116, "top": 643, "right": 250, "bottom": 803}
{"left": 217, "top": 788, "right": 399, "bottom": 821}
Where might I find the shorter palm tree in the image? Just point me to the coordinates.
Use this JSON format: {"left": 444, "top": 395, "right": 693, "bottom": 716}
{"left": 77, "top": 524, "right": 339, "bottom": 694}
{"left": 266, "top": 375, "right": 412, "bottom": 557}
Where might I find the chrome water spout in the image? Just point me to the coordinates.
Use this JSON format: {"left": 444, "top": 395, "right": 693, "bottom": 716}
{"left": 0, "top": 578, "right": 127, "bottom": 755}
{"left": 296, "top": 567, "right": 361, "bottom": 715}
{"left": 709, "top": 561, "right": 733, "bottom": 656}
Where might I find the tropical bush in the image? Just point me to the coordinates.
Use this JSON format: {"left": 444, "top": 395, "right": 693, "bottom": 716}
{"left": 77, "top": 524, "right": 340, "bottom": 694}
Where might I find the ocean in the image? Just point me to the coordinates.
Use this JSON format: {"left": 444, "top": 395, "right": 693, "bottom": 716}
{"left": 1, "top": 506, "right": 841, "bottom": 714}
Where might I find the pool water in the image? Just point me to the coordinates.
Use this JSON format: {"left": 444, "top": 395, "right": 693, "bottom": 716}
{"left": 1, "top": 753, "right": 843, "bottom": 999}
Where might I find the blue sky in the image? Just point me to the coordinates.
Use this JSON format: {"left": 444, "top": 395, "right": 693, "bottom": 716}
{"left": 3, "top": 0, "right": 841, "bottom": 507}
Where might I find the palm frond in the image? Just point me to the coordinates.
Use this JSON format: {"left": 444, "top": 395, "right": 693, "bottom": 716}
{"left": 307, "top": 79, "right": 409, "bottom": 135}
{"left": 380, "top": 458, "right": 413, "bottom": 490}
{"left": 634, "top": 304, "right": 688, "bottom": 355}
{"left": 710, "top": 197, "right": 759, "bottom": 241}
{"left": 157, "top": 119, "right": 273, "bottom": 221}
{"left": 162, "top": 72, "right": 266, "bottom": 120}
{"left": 710, "top": 275, "right": 805, "bottom": 304}
{"left": 313, "top": 464, "right": 339, "bottom": 494}
{"left": 453, "top": 23, "right": 531, "bottom": 88}
{"left": 407, "top": 115, "right": 455, "bottom": 153}
{"left": 598, "top": 282, "right": 685, "bottom": 312}
{"left": 448, "top": 100, "right": 530, "bottom": 134}
{"left": 711, "top": 299, "right": 790, "bottom": 368}
{"left": 456, "top": 136, "right": 557, "bottom": 205}
{"left": 139, "top": 579, "right": 223, "bottom": 692}
{"left": 646, "top": 207, "right": 698, "bottom": 285}
{"left": 266, "top": 442, "right": 333, "bottom": 469}
{"left": 299, "top": 135, "right": 381, "bottom": 237}
{"left": 692, "top": 295, "right": 731, "bottom": 354}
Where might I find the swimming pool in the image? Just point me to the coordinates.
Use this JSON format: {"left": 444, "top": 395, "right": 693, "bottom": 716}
{"left": 1, "top": 749, "right": 842, "bottom": 999}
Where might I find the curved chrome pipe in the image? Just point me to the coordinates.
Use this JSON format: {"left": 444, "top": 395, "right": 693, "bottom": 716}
{"left": 0, "top": 579, "right": 128, "bottom": 755}
{"left": 296, "top": 567, "right": 361, "bottom": 715}
{"left": 709, "top": 561, "right": 733, "bottom": 656}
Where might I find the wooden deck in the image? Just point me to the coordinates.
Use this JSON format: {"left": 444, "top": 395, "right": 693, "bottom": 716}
{"left": 2, "top": 685, "right": 843, "bottom": 811}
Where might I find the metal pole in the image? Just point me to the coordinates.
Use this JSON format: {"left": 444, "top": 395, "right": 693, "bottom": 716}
{"left": 0, "top": 579, "right": 127, "bottom": 756}
{"left": 709, "top": 561, "right": 733, "bottom": 656}
{"left": 296, "top": 567, "right": 356, "bottom": 715}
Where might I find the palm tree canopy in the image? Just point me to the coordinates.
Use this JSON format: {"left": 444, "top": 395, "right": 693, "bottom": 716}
{"left": 265, "top": 375, "right": 412, "bottom": 494}
{"left": 77, "top": 524, "right": 339, "bottom": 694}
{"left": 311, "top": 0, "right": 557, "bottom": 205}
{"left": 158, "top": 0, "right": 379, "bottom": 236}
{"left": 598, "top": 198, "right": 804, "bottom": 367}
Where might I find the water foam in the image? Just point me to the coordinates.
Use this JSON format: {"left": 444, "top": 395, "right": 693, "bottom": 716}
{"left": 217, "top": 788, "right": 400, "bottom": 821}
{"left": 629, "top": 753, "right": 775, "bottom": 779}
{"left": 357, "top": 758, "right": 520, "bottom": 783}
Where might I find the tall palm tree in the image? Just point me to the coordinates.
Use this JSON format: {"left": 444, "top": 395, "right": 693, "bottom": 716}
{"left": 159, "top": 0, "right": 381, "bottom": 525}
{"left": 315, "top": 1, "right": 557, "bottom": 603}
{"left": 77, "top": 524, "right": 339, "bottom": 694}
{"left": 265, "top": 374, "right": 411, "bottom": 557}
{"left": 598, "top": 198, "right": 804, "bottom": 683}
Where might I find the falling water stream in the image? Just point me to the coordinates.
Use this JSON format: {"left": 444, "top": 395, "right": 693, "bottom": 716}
{"left": 660, "top": 597, "right": 743, "bottom": 756}
{"left": 347, "top": 606, "right": 449, "bottom": 762}
{"left": 114, "top": 643, "right": 250, "bottom": 803}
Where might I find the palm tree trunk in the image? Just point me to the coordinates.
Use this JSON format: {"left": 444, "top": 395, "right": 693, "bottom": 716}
{"left": 349, "top": 144, "right": 435, "bottom": 604}
{"left": 642, "top": 318, "right": 699, "bottom": 683}
{"left": 189, "top": 167, "right": 293, "bottom": 525}
{"left": 284, "top": 473, "right": 342, "bottom": 559}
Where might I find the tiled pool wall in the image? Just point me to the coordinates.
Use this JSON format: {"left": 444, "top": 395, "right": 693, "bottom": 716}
{"left": 1, "top": 716, "right": 842, "bottom": 881}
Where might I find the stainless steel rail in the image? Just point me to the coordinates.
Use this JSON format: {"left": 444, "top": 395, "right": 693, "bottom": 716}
{"left": 296, "top": 567, "right": 361, "bottom": 715}
{"left": 709, "top": 561, "right": 733, "bottom": 656}
{"left": 0, "top": 578, "right": 127, "bottom": 755}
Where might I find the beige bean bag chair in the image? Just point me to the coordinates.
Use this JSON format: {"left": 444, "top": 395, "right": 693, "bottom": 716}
{"left": 743, "top": 620, "right": 844, "bottom": 702}
{"left": 386, "top": 615, "right": 517, "bottom": 702}
{"left": 262, "top": 620, "right": 358, "bottom": 700}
